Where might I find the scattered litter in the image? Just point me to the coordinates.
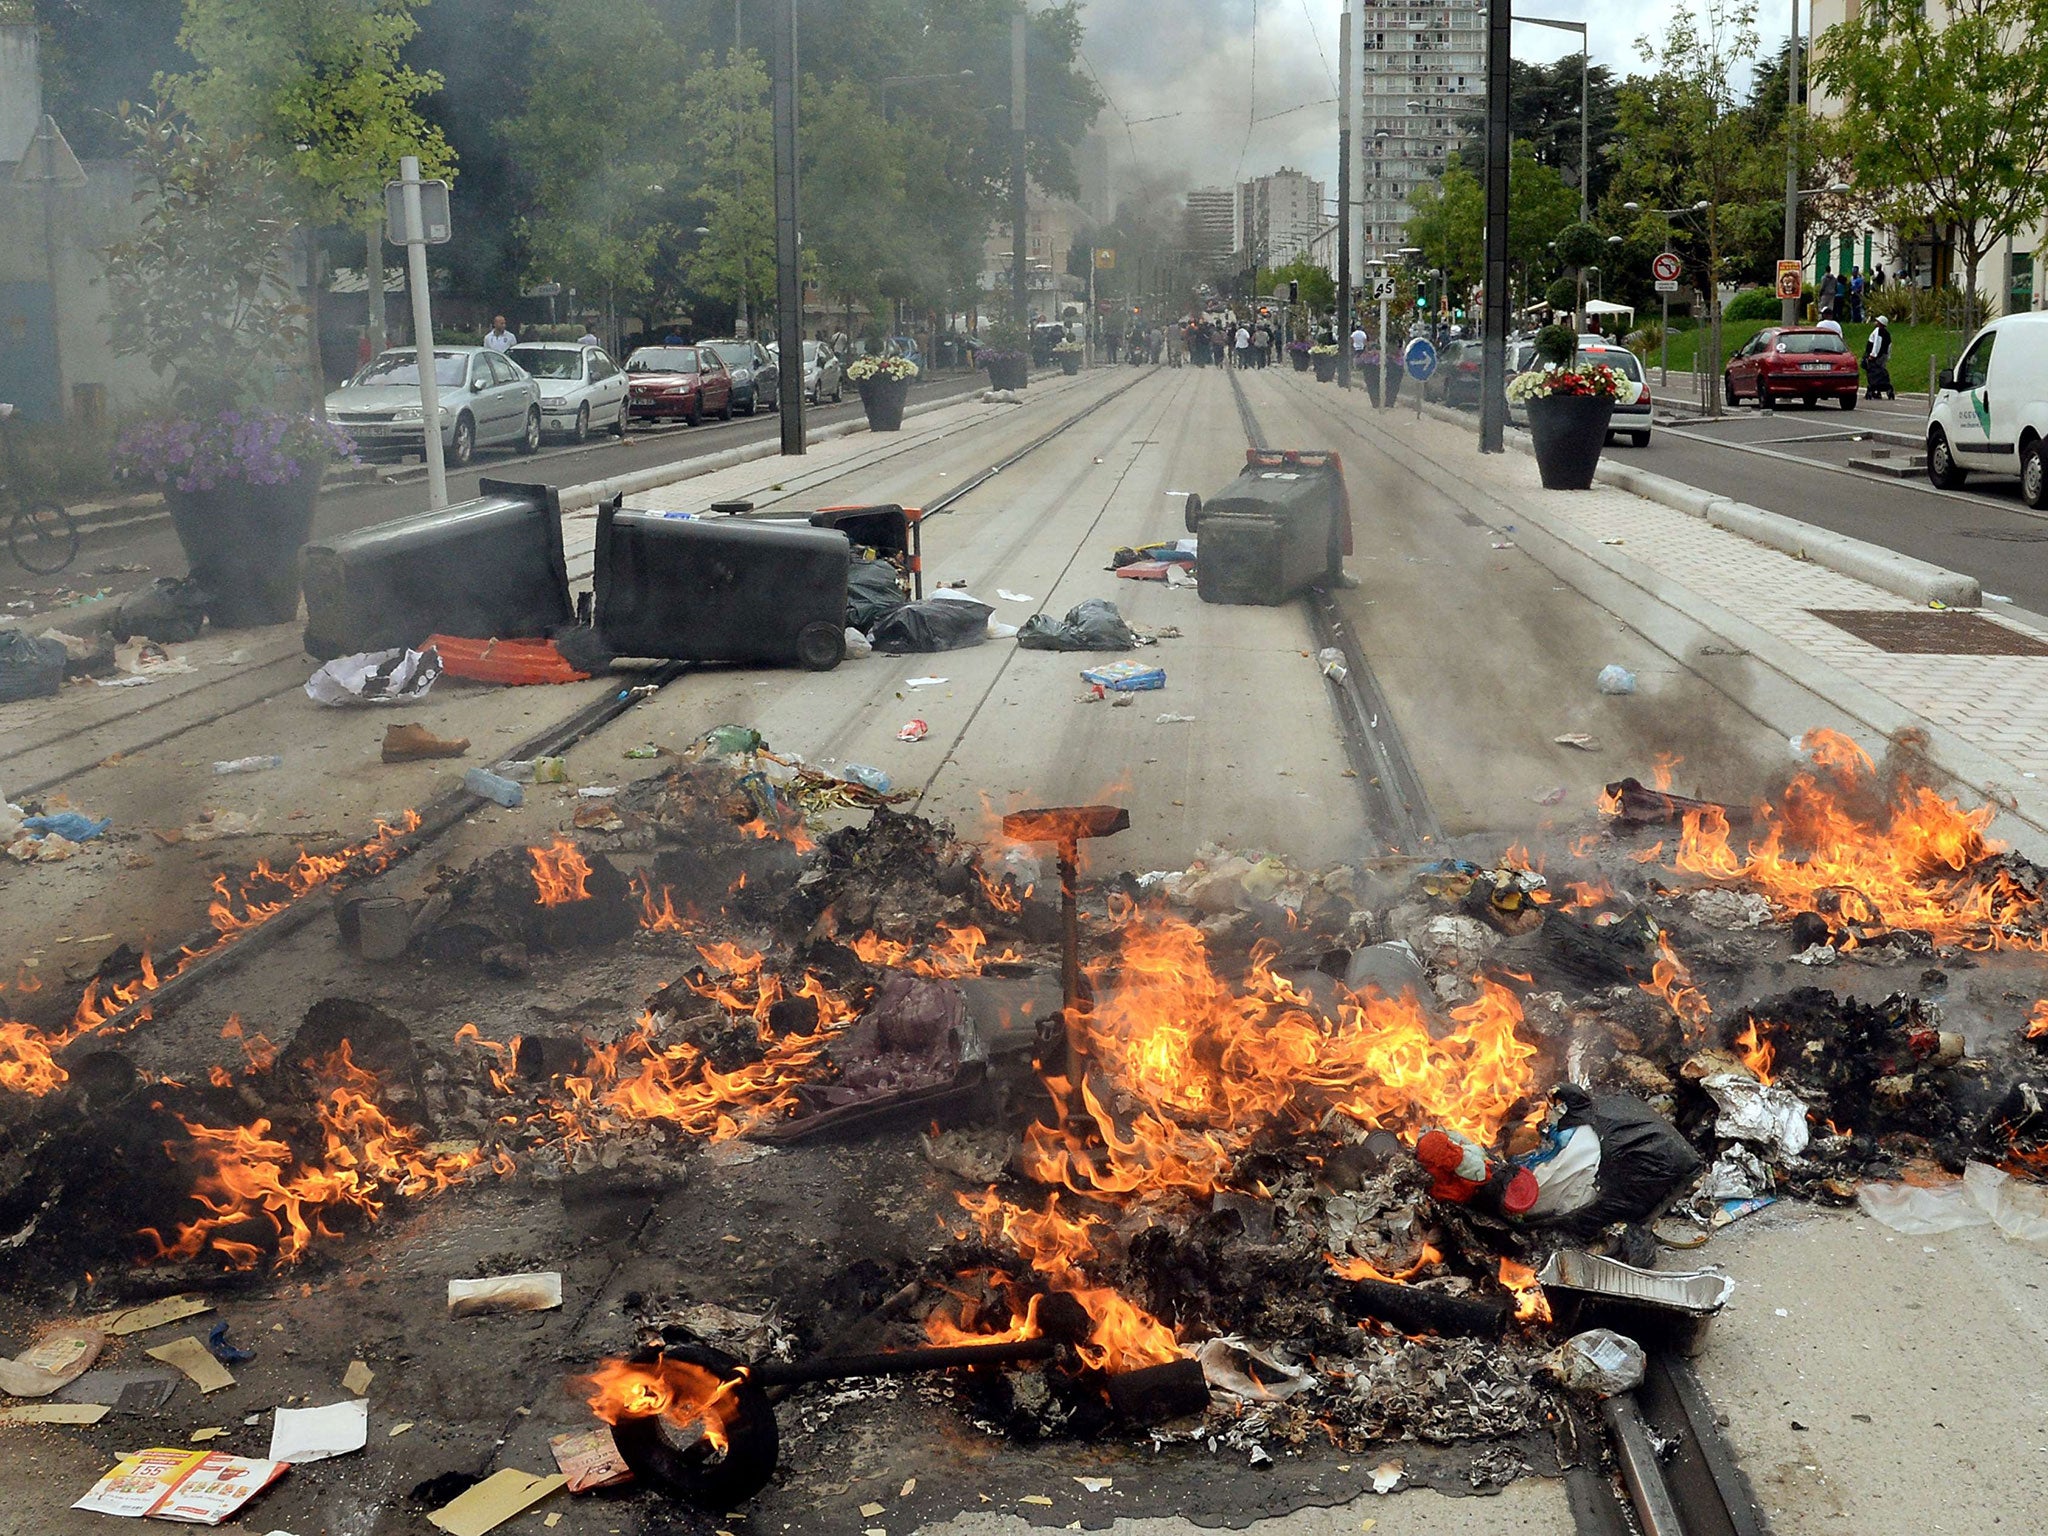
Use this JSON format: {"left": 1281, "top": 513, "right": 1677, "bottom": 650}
{"left": 624, "top": 744, "right": 662, "bottom": 759}
{"left": 859, "top": 1502, "right": 885, "bottom": 1517}
{"left": 1197, "top": 1336, "right": 1316, "bottom": 1401}
{"left": 71, "top": 1447, "right": 287, "bottom": 1524}
{"left": 575, "top": 785, "right": 618, "bottom": 799}
{"left": 1600, "top": 536, "right": 1625, "bottom": 545}
{"left": 0, "top": 629, "right": 67, "bottom": 701}
{"left": 1553, "top": 732, "right": 1601, "bottom": 751}
{"left": 389, "top": 1421, "right": 414, "bottom": 1437}
{"left": 870, "top": 595, "right": 991, "bottom": 653}
{"left": 19, "top": 812, "right": 109, "bottom": 843}
{"left": 1111, "top": 693, "right": 1134, "bottom": 708}
{"left": 897, "top": 719, "right": 929, "bottom": 742}
{"left": 1019, "top": 1495, "right": 1054, "bottom": 1506}
{"left": 1687, "top": 889, "right": 1774, "bottom": 930}
{"left": 341, "top": 1360, "right": 374, "bottom": 1396}
{"left": 146, "top": 1336, "right": 236, "bottom": 1394}
{"left": 447, "top": 1272, "right": 562, "bottom": 1318}
{"left": 904, "top": 676, "right": 948, "bottom": 688}
{"left": 305, "top": 646, "right": 443, "bottom": 707}
{"left": 0, "top": 1401, "right": 108, "bottom": 1425}
{"left": 1543, "top": 1329, "right": 1647, "bottom": 1396}
{"left": 1595, "top": 664, "right": 1636, "bottom": 695}
{"left": 107, "top": 577, "right": 208, "bottom": 645}
{"left": 268, "top": 1399, "right": 369, "bottom": 1465}
{"left": 1987, "top": 592, "right": 2014, "bottom": 603}
{"left": 548, "top": 1426, "right": 631, "bottom": 1492}
{"left": 1859, "top": 1162, "right": 2048, "bottom": 1241}
{"left": 839, "top": 764, "right": 893, "bottom": 793}
{"left": 1155, "top": 713, "right": 1196, "bottom": 724}
{"left": 212, "top": 755, "right": 283, "bottom": 776}
{"left": 204, "top": 1322, "right": 255, "bottom": 1365}
{"left": 1018, "top": 598, "right": 1137, "bottom": 652}
{"left": 0, "top": 1325, "right": 103, "bottom": 1398}
{"left": 997, "top": 590, "right": 1034, "bottom": 603}
{"left": 1491, "top": 540, "right": 1516, "bottom": 549}
{"left": 56, "top": 1370, "right": 178, "bottom": 1416}
{"left": 495, "top": 757, "right": 566, "bottom": 784}
{"left": 1080, "top": 660, "right": 1165, "bottom": 692}
{"left": 1532, "top": 786, "right": 1567, "bottom": 806}
{"left": 188, "top": 1427, "right": 224, "bottom": 1443}
{"left": 427, "top": 634, "right": 589, "bottom": 686}
{"left": 461, "top": 768, "right": 525, "bottom": 809}
{"left": 843, "top": 626, "right": 874, "bottom": 658}
{"left": 1368, "top": 1460, "right": 1403, "bottom": 1495}
{"left": 1074, "top": 1476, "right": 1113, "bottom": 1493}
{"left": 1701, "top": 1072, "right": 1811, "bottom": 1158}
{"left": 382, "top": 723, "right": 470, "bottom": 763}
{"left": 427, "top": 1468, "right": 566, "bottom": 1536}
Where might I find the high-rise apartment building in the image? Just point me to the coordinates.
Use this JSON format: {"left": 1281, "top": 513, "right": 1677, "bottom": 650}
{"left": 1185, "top": 185, "right": 1242, "bottom": 265}
{"left": 1239, "top": 167, "right": 1326, "bottom": 266}
{"left": 1358, "top": 1, "right": 1488, "bottom": 262}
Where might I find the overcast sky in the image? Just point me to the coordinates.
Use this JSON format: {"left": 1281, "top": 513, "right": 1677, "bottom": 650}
{"left": 1074, "top": 1, "right": 1793, "bottom": 199}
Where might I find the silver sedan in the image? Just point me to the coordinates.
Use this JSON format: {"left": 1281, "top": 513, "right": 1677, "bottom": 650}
{"left": 326, "top": 346, "right": 541, "bottom": 466}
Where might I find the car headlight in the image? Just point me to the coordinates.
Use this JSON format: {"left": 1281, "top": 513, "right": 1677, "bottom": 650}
{"left": 732, "top": 369, "right": 751, "bottom": 384}
{"left": 541, "top": 397, "right": 565, "bottom": 409}
{"left": 391, "top": 404, "right": 422, "bottom": 421}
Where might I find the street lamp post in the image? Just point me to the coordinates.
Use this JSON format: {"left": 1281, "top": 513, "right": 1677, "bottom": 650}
{"left": 1517, "top": 16, "right": 1591, "bottom": 222}
{"left": 1782, "top": 0, "right": 1802, "bottom": 327}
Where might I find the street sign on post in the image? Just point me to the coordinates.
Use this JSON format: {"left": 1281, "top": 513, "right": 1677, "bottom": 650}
{"left": 393, "top": 156, "right": 449, "bottom": 512}
{"left": 385, "top": 177, "right": 451, "bottom": 245}
{"left": 1775, "top": 259, "right": 1803, "bottom": 301}
{"left": 1651, "top": 252, "right": 1682, "bottom": 283}
{"left": 1403, "top": 337, "right": 1438, "bottom": 381}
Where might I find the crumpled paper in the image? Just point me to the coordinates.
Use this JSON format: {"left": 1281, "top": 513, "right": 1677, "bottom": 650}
{"left": 1701, "top": 1071, "right": 1810, "bottom": 1158}
{"left": 1196, "top": 1336, "right": 1317, "bottom": 1401}
{"left": 305, "top": 646, "right": 443, "bottom": 707}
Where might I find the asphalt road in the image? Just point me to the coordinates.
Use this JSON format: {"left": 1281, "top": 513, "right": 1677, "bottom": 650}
{"left": 1642, "top": 388, "right": 2048, "bottom": 613}
{"left": 5, "top": 370, "right": 994, "bottom": 616}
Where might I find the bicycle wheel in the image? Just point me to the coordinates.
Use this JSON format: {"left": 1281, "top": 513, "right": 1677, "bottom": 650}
{"left": 8, "top": 499, "right": 81, "bottom": 575}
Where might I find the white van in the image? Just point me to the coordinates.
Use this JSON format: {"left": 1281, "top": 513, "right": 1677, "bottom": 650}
{"left": 1927, "top": 311, "right": 2048, "bottom": 505}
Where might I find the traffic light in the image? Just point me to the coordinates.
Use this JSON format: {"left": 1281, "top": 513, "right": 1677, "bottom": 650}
{"left": 1287, "top": 279, "right": 1300, "bottom": 303}
{"left": 1415, "top": 294, "right": 1427, "bottom": 309}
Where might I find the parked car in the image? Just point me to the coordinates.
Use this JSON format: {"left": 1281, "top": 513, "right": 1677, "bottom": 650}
{"left": 772, "top": 341, "right": 842, "bottom": 404}
{"left": 622, "top": 345, "right": 734, "bottom": 425}
{"left": 1504, "top": 340, "right": 1653, "bottom": 446}
{"left": 505, "top": 342, "right": 628, "bottom": 441}
{"left": 1927, "top": 312, "right": 2048, "bottom": 504}
{"left": 698, "top": 339, "right": 780, "bottom": 415}
{"left": 1723, "top": 326, "right": 1859, "bottom": 410}
{"left": 1424, "top": 339, "right": 1486, "bottom": 408}
{"left": 326, "top": 346, "right": 540, "bottom": 467}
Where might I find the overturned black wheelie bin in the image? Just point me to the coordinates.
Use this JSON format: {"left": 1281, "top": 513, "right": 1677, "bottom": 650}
{"left": 594, "top": 497, "right": 850, "bottom": 670}
{"left": 1189, "top": 449, "right": 1353, "bottom": 606}
{"left": 300, "top": 479, "right": 573, "bottom": 659}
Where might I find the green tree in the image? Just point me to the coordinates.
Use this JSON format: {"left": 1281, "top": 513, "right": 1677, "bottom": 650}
{"left": 1405, "top": 145, "right": 1578, "bottom": 301}
{"left": 1812, "top": 0, "right": 2048, "bottom": 329}
{"left": 1256, "top": 258, "right": 1336, "bottom": 334}
{"left": 675, "top": 49, "right": 775, "bottom": 335}
{"left": 1609, "top": 0, "right": 1775, "bottom": 413}
{"left": 504, "top": 0, "right": 687, "bottom": 349}
{"left": 169, "top": 0, "right": 452, "bottom": 404}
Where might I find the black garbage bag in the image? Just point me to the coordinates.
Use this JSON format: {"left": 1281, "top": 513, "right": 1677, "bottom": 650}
{"left": 1544, "top": 1085, "right": 1702, "bottom": 1236}
{"left": 108, "top": 577, "right": 210, "bottom": 644}
{"left": 550, "top": 622, "right": 616, "bottom": 676}
{"left": 868, "top": 596, "right": 992, "bottom": 654}
{"left": 1016, "top": 597, "right": 1136, "bottom": 652}
{"left": 0, "top": 629, "right": 67, "bottom": 702}
{"left": 846, "top": 560, "right": 906, "bottom": 632}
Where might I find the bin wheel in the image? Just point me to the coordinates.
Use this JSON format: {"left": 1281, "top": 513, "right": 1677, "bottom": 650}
{"left": 1182, "top": 492, "right": 1203, "bottom": 535}
{"left": 797, "top": 622, "right": 845, "bottom": 671}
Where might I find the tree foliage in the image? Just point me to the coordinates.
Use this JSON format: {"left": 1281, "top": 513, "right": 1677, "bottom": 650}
{"left": 1404, "top": 144, "right": 1578, "bottom": 292}
{"left": 1811, "top": 0, "right": 2048, "bottom": 326}
{"left": 100, "top": 102, "right": 306, "bottom": 413}
{"left": 1452, "top": 54, "right": 1621, "bottom": 209}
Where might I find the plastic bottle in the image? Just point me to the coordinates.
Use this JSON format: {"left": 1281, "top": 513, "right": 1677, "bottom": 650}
{"left": 213, "top": 755, "right": 283, "bottom": 775}
{"left": 1316, "top": 647, "right": 1349, "bottom": 684}
{"left": 463, "top": 767, "right": 525, "bottom": 808}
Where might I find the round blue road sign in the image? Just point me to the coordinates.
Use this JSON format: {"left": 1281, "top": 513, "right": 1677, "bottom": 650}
{"left": 1404, "top": 337, "right": 1439, "bottom": 382}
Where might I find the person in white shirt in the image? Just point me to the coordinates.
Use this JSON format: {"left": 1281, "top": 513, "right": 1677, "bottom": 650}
{"left": 1815, "top": 309, "right": 1843, "bottom": 338}
{"left": 1350, "top": 324, "right": 1367, "bottom": 361}
{"left": 577, "top": 330, "right": 600, "bottom": 346}
{"left": 483, "top": 315, "right": 517, "bottom": 352}
{"left": 1234, "top": 324, "right": 1251, "bottom": 367}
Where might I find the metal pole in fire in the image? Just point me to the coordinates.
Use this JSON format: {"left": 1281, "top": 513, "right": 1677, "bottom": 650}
{"left": 771, "top": 0, "right": 805, "bottom": 456}
{"left": 1336, "top": 0, "right": 1354, "bottom": 390}
{"left": 397, "top": 156, "right": 448, "bottom": 511}
{"left": 1478, "top": 0, "right": 1512, "bottom": 452}
{"left": 1010, "top": 14, "right": 1029, "bottom": 333}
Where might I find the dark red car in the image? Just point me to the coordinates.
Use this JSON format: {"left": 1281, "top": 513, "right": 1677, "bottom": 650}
{"left": 1723, "top": 326, "right": 1860, "bottom": 410}
{"left": 623, "top": 345, "right": 734, "bottom": 425}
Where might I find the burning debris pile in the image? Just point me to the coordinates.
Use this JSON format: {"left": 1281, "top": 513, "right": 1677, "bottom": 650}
{"left": 6, "top": 726, "right": 2048, "bottom": 1516}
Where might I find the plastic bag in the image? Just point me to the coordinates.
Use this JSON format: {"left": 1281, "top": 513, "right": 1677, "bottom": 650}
{"left": 846, "top": 561, "right": 907, "bottom": 631}
{"left": 304, "top": 646, "right": 444, "bottom": 707}
{"left": 1856, "top": 1178, "right": 1990, "bottom": 1234}
{"left": 108, "top": 577, "right": 209, "bottom": 644}
{"left": 1522, "top": 1123, "right": 1603, "bottom": 1217}
{"left": 842, "top": 627, "right": 874, "bottom": 659}
{"left": 1596, "top": 664, "right": 1637, "bottom": 696}
{"left": 1544, "top": 1085, "right": 1702, "bottom": 1235}
{"left": 1016, "top": 598, "right": 1136, "bottom": 652}
{"left": 1962, "top": 1162, "right": 2048, "bottom": 1242}
{"left": 0, "top": 629, "right": 66, "bottom": 702}
{"left": 1544, "top": 1329, "right": 1646, "bottom": 1396}
{"left": 869, "top": 597, "right": 992, "bottom": 654}
{"left": 1701, "top": 1072, "right": 1811, "bottom": 1158}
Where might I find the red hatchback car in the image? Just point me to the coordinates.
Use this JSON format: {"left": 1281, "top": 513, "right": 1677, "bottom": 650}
{"left": 623, "top": 345, "right": 735, "bottom": 425}
{"left": 1723, "top": 326, "right": 1859, "bottom": 410}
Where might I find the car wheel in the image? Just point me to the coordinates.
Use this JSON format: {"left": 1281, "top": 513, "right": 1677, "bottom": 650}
{"left": 612, "top": 403, "right": 627, "bottom": 437}
{"left": 520, "top": 406, "right": 542, "bottom": 454}
{"left": 687, "top": 397, "right": 702, "bottom": 427}
{"left": 450, "top": 413, "right": 475, "bottom": 467}
{"left": 572, "top": 403, "right": 590, "bottom": 442}
{"left": 720, "top": 391, "right": 734, "bottom": 421}
{"left": 1802, "top": 395, "right": 1818, "bottom": 409}
{"left": 1630, "top": 430, "right": 1651, "bottom": 447}
{"left": 2022, "top": 437, "right": 2048, "bottom": 509}
{"left": 1838, "top": 393, "right": 1857, "bottom": 412}
{"left": 1755, "top": 381, "right": 1771, "bottom": 410}
{"left": 1927, "top": 427, "right": 1968, "bottom": 489}
{"left": 833, "top": 377, "right": 844, "bottom": 403}
{"left": 1723, "top": 373, "right": 1737, "bottom": 406}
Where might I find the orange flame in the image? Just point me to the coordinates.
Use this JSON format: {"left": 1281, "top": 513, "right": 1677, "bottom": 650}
{"left": 580, "top": 1356, "right": 742, "bottom": 1454}
{"left": 848, "top": 924, "right": 1024, "bottom": 978}
{"left": 1498, "top": 1257, "right": 1552, "bottom": 1324}
{"left": 1734, "top": 1019, "right": 1777, "bottom": 1084}
{"left": 1327, "top": 1242, "right": 1442, "bottom": 1284}
{"left": 1651, "top": 753, "right": 1683, "bottom": 793}
{"left": 2028, "top": 1001, "right": 2048, "bottom": 1041}
{"left": 1640, "top": 930, "right": 1714, "bottom": 1042}
{"left": 530, "top": 836, "right": 593, "bottom": 906}
{"left": 628, "top": 875, "right": 691, "bottom": 933}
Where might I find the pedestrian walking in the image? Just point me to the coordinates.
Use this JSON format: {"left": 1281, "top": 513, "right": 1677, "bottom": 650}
{"left": 1350, "top": 320, "right": 1367, "bottom": 376}
{"left": 1816, "top": 308, "right": 1844, "bottom": 339}
{"left": 1818, "top": 271, "right": 1838, "bottom": 318}
{"left": 483, "top": 314, "right": 517, "bottom": 352}
{"left": 1849, "top": 267, "right": 1866, "bottom": 324}
{"left": 1863, "top": 314, "right": 1896, "bottom": 400}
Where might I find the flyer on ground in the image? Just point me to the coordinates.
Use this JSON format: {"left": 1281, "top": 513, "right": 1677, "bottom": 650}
{"left": 71, "top": 1447, "right": 288, "bottom": 1525}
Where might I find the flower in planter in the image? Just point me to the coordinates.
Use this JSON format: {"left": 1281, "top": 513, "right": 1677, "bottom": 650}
{"left": 114, "top": 410, "right": 358, "bottom": 496}
{"left": 1051, "top": 339, "right": 1084, "bottom": 355}
{"left": 1308, "top": 344, "right": 1340, "bottom": 357}
{"left": 1505, "top": 363, "right": 1622, "bottom": 403}
{"left": 976, "top": 348, "right": 1028, "bottom": 367}
{"left": 1287, "top": 340, "right": 1314, "bottom": 355}
{"left": 846, "top": 355, "right": 921, "bottom": 383}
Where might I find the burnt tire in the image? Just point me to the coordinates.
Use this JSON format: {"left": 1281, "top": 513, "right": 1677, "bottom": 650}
{"left": 796, "top": 621, "right": 845, "bottom": 671}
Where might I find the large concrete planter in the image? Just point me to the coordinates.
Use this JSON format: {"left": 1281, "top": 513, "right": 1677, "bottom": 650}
{"left": 166, "top": 476, "right": 321, "bottom": 627}
{"left": 983, "top": 356, "right": 1028, "bottom": 391}
{"left": 1313, "top": 354, "right": 1338, "bottom": 382}
{"left": 1526, "top": 393, "right": 1617, "bottom": 490}
{"left": 857, "top": 376, "right": 910, "bottom": 431}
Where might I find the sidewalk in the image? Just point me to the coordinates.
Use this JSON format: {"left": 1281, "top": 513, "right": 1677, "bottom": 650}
{"left": 1289, "top": 373, "right": 2048, "bottom": 858}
